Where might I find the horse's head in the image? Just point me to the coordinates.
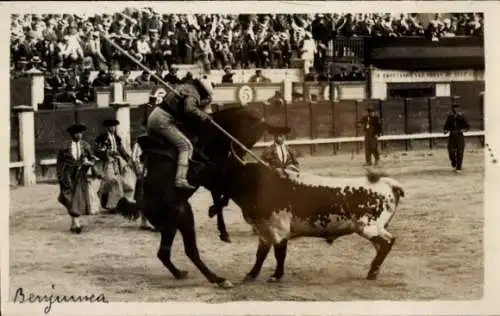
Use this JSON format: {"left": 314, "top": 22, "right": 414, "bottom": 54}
{"left": 196, "top": 105, "right": 288, "bottom": 190}
{"left": 200, "top": 106, "right": 270, "bottom": 162}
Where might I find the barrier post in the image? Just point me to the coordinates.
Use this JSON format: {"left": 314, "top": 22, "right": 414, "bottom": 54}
{"left": 13, "top": 105, "right": 36, "bottom": 185}
{"left": 308, "top": 101, "right": 314, "bottom": 155}
{"left": 355, "top": 100, "right": 360, "bottom": 154}
{"left": 480, "top": 91, "right": 485, "bottom": 147}
{"left": 404, "top": 98, "right": 409, "bottom": 151}
{"left": 331, "top": 100, "right": 337, "bottom": 155}
{"left": 110, "top": 103, "right": 131, "bottom": 152}
{"left": 428, "top": 97, "right": 434, "bottom": 149}
{"left": 110, "top": 82, "right": 131, "bottom": 152}
{"left": 283, "top": 76, "right": 292, "bottom": 103}
{"left": 25, "top": 68, "right": 45, "bottom": 111}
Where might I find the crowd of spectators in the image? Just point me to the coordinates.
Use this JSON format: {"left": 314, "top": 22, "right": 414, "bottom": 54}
{"left": 11, "top": 11, "right": 483, "bottom": 72}
{"left": 10, "top": 11, "right": 483, "bottom": 103}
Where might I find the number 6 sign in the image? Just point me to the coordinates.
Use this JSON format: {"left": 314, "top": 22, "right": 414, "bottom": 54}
{"left": 236, "top": 85, "right": 255, "bottom": 105}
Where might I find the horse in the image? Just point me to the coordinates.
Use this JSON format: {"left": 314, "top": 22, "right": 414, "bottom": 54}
{"left": 116, "top": 106, "right": 284, "bottom": 288}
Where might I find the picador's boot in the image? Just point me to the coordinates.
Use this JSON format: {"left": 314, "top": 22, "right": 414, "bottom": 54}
{"left": 175, "top": 164, "right": 196, "bottom": 190}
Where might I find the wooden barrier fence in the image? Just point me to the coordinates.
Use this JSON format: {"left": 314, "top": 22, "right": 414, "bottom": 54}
{"left": 9, "top": 96, "right": 484, "bottom": 186}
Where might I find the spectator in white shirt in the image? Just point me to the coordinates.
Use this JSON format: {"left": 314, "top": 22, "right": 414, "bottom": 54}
{"left": 136, "top": 34, "right": 151, "bottom": 63}
{"left": 301, "top": 32, "right": 316, "bottom": 73}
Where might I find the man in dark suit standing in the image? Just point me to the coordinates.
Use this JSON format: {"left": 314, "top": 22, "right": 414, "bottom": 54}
{"left": 94, "top": 119, "right": 133, "bottom": 212}
{"left": 261, "top": 127, "right": 299, "bottom": 174}
{"left": 444, "top": 103, "right": 470, "bottom": 173}
{"left": 358, "top": 107, "right": 382, "bottom": 166}
{"left": 56, "top": 124, "right": 100, "bottom": 234}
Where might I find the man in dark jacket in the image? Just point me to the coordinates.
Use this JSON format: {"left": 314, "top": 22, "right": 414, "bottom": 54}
{"left": 444, "top": 103, "right": 470, "bottom": 173}
{"left": 146, "top": 78, "right": 213, "bottom": 189}
{"left": 358, "top": 106, "right": 382, "bottom": 166}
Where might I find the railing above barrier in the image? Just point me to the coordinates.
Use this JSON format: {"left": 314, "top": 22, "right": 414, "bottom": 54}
{"left": 92, "top": 82, "right": 288, "bottom": 108}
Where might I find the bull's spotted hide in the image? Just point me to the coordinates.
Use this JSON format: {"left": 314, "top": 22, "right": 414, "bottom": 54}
{"left": 232, "top": 164, "right": 401, "bottom": 243}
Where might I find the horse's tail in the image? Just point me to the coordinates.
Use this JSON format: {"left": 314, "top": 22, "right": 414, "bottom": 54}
{"left": 115, "top": 197, "right": 141, "bottom": 221}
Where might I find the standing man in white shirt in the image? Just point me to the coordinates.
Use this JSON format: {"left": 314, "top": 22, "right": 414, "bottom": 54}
{"left": 56, "top": 124, "right": 101, "bottom": 234}
{"left": 301, "top": 32, "right": 316, "bottom": 73}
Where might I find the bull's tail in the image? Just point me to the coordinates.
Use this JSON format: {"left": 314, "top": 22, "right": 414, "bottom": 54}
{"left": 381, "top": 177, "right": 405, "bottom": 206}
{"left": 115, "top": 197, "right": 141, "bottom": 221}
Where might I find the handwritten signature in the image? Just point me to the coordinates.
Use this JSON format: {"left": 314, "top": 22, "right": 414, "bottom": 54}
{"left": 13, "top": 285, "right": 109, "bottom": 314}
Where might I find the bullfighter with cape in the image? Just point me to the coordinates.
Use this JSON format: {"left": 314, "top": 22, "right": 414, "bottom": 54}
{"left": 56, "top": 123, "right": 101, "bottom": 233}
{"left": 95, "top": 119, "right": 135, "bottom": 212}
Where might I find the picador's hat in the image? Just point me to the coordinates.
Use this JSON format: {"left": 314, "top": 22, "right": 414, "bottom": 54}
{"left": 102, "top": 119, "right": 120, "bottom": 127}
{"left": 268, "top": 126, "right": 291, "bottom": 136}
{"left": 66, "top": 123, "right": 87, "bottom": 134}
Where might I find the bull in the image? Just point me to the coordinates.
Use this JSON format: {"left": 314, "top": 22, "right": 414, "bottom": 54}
{"left": 217, "top": 152, "right": 405, "bottom": 282}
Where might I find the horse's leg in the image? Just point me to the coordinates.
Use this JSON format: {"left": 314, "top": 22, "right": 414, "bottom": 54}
{"left": 216, "top": 211, "right": 231, "bottom": 243}
{"left": 157, "top": 226, "right": 189, "bottom": 279}
{"left": 268, "top": 239, "right": 288, "bottom": 283}
{"left": 208, "top": 190, "right": 223, "bottom": 218}
{"left": 209, "top": 191, "right": 231, "bottom": 243}
{"left": 177, "top": 201, "right": 233, "bottom": 288}
{"left": 243, "top": 237, "right": 272, "bottom": 282}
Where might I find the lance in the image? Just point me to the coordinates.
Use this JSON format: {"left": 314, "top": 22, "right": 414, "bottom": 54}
{"left": 100, "top": 30, "right": 269, "bottom": 167}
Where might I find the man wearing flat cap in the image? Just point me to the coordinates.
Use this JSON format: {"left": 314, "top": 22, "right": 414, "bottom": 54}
{"left": 94, "top": 119, "right": 133, "bottom": 211}
{"left": 444, "top": 102, "right": 470, "bottom": 173}
{"left": 358, "top": 106, "right": 382, "bottom": 166}
{"left": 56, "top": 124, "right": 100, "bottom": 233}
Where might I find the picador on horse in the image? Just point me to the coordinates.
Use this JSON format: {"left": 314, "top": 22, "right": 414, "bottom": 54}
{"left": 146, "top": 77, "right": 214, "bottom": 190}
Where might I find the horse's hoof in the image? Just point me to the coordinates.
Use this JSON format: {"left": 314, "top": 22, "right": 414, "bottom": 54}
{"left": 217, "top": 279, "right": 234, "bottom": 289}
{"left": 174, "top": 270, "right": 189, "bottom": 280}
{"left": 220, "top": 235, "right": 232, "bottom": 243}
{"left": 243, "top": 274, "right": 256, "bottom": 283}
{"left": 267, "top": 276, "right": 281, "bottom": 283}
{"left": 208, "top": 206, "right": 219, "bottom": 218}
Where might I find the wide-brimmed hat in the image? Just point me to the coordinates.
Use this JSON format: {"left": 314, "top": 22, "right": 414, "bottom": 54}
{"left": 66, "top": 123, "right": 87, "bottom": 134}
{"left": 102, "top": 119, "right": 120, "bottom": 127}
